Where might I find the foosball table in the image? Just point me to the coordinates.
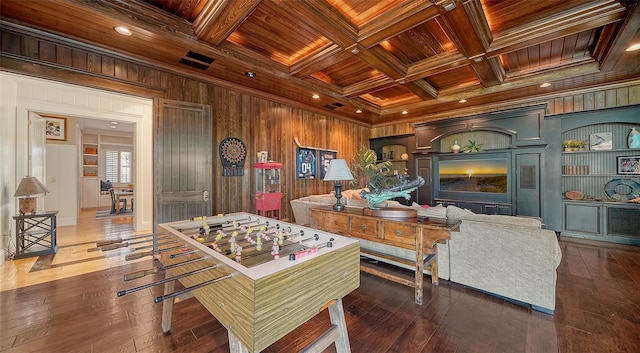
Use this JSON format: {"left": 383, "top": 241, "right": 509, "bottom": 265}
{"left": 109, "top": 213, "right": 360, "bottom": 353}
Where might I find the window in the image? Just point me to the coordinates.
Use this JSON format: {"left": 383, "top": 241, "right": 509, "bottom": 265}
{"left": 105, "top": 149, "right": 132, "bottom": 183}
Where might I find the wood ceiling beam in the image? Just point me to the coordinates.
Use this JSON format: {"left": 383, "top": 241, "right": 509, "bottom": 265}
{"left": 405, "top": 51, "right": 468, "bottom": 81}
{"left": 289, "top": 44, "right": 346, "bottom": 78}
{"left": 357, "top": 3, "right": 440, "bottom": 48}
{"left": 599, "top": 2, "right": 640, "bottom": 72}
{"left": 487, "top": 1, "right": 626, "bottom": 57}
{"left": 288, "top": 1, "right": 358, "bottom": 48}
{"left": 352, "top": 45, "right": 407, "bottom": 81}
{"left": 343, "top": 76, "right": 396, "bottom": 98}
{"left": 192, "top": 0, "right": 261, "bottom": 45}
{"left": 469, "top": 56, "right": 504, "bottom": 87}
{"left": 438, "top": 0, "right": 491, "bottom": 59}
{"left": 383, "top": 62, "right": 602, "bottom": 116}
{"left": 401, "top": 80, "right": 439, "bottom": 100}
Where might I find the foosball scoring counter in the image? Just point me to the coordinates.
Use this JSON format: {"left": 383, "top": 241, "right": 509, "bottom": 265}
{"left": 106, "top": 212, "right": 360, "bottom": 353}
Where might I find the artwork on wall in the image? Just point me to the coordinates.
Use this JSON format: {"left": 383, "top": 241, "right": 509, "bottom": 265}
{"left": 219, "top": 137, "right": 247, "bottom": 176}
{"left": 617, "top": 155, "right": 640, "bottom": 175}
{"left": 45, "top": 117, "right": 67, "bottom": 141}
{"left": 296, "top": 147, "right": 317, "bottom": 179}
{"left": 318, "top": 150, "right": 337, "bottom": 179}
{"left": 589, "top": 132, "right": 612, "bottom": 150}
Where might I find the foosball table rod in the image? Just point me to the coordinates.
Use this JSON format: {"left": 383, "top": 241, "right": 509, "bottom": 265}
{"left": 116, "top": 264, "right": 220, "bottom": 297}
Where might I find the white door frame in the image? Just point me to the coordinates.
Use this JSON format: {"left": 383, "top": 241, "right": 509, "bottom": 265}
{"left": 6, "top": 72, "right": 153, "bottom": 233}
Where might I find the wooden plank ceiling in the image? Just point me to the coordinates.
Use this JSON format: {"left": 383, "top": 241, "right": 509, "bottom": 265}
{"left": 1, "top": 0, "right": 639, "bottom": 125}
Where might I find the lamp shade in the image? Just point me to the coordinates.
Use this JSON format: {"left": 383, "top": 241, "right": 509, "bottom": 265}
{"left": 14, "top": 176, "right": 49, "bottom": 198}
{"left": 324, "top": 159, "right": 354, "bottom": 181}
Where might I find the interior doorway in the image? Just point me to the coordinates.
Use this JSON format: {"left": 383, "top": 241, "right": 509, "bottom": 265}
{"left": 76, "top": 117, "right": 136, "bottom": 224}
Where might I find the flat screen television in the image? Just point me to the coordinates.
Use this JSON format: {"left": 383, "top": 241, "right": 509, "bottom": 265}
{"left": 436, "top": 153, "right": 510, "bottom": 202}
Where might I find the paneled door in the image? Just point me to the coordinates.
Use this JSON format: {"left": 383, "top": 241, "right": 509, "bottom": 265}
{"left": 154, "top": 99, "right": 212, "bottom": 230}
{"left": 415, "top": 157, "right": 433, "bottom": 205}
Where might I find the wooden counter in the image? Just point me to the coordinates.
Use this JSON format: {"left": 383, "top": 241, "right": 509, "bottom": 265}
{"left": 310, "top": 206, "right": 460, "bottom": 305}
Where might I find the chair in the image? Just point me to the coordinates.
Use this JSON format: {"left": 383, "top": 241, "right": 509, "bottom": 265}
{"left": 109, "top": 188, "right": 126, "bottom": 214}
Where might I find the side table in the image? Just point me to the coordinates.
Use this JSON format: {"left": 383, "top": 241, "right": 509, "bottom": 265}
{"left": 13, "top": 211, "right": 58, "bottom": 259}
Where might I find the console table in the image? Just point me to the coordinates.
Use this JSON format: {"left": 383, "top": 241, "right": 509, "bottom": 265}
{"left": 310, "top": 206, "right": 460, "bottom": 305}
{"left": 13, "top": 211, "right": 58, "bottom": 259}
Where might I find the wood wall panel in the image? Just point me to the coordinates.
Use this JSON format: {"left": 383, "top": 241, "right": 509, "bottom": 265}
{"left": 1, "top": 27, "right": 369, "bottom": 222}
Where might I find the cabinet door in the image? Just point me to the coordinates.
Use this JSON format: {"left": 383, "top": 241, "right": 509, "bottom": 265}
{"left": 82, "top": 177, "right": 100, "bottom": 208}
{"left": 564, "top": 202, "right": 601, "bottom": 235}
{"left": 350, "top": 216, "right": 378, "bottom": 241}
{"left": 383, "top": 223, "right": 416, "bottom": 250}
{"left": 484, "top": 204, "right": 511, "bottom": 215}
{"left": 323, "top": 212, "right": 350, "bottom": 234}
{"left": 415, "top": 157, "right": 432, "bottom": 205}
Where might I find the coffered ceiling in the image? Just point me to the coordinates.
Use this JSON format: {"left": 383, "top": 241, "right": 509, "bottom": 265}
{"left": 1, "top": 0, "right": 639, "bottom": 126}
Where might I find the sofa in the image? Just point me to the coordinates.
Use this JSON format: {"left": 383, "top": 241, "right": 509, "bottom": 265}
{"left": 290, "top": 195, "right": 562, "bottom": 314}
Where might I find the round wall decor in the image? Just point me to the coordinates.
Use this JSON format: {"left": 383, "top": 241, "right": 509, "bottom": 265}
{"left": 219, "top": 137, "right": 247, "bottom": 176}
{"left": 604, "top": 178, "right": 640, "bottom": 201}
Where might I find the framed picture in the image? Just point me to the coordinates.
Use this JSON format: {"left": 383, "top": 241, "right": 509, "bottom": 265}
{"left": 318, "top": 150, "right": 337, "bottom": 179}
{"left": 617, "top": 155, "right": 640, "bottom": 175}
{"left": 296, "top": 147, "right": 317, "bottom": 179}
{"left": 589, "top": 132, "right": 612, "bottom": 150}
{"left": 45, "top": 117, "right": 67, "bottom": 141}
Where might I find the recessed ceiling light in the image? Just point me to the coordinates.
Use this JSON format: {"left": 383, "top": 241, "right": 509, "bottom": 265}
{"left": 312, "top": 94, "right": 320, "bottom": 99}
{"left": 402, "top": 110, "right": 408, "bottom": 115}
{"left": 244, "top": 71, "right": 256, "bottom": 78}
{"left": 110, "top": 121, "right": 118, "bottom": 125}
{"left": 459, "top": 99, "right": 467, "bottom": 103}
{"left": 540, "top": 82, "right": 551, "bottom": 88}
{"left": 355, "top": 109, "right": 362, "bottom": 114}
{"left": 114, "top": 26, "right": 132, "bottom": 36}
{"left": 626, "top": 43, "right": 640, "bottom": 52}
{"left": 110, "top": 125, "right": 117, "bottom": 129}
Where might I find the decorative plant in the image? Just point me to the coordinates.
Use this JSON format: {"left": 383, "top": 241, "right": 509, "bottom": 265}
{"left": 563, "top": 139, "right": 586, "bottom": 150}
{"left": 462, "top": 140, "right": 483, "bottom": 153}
{"left": 350, "top": 146, "right": 394, "bottom": 190}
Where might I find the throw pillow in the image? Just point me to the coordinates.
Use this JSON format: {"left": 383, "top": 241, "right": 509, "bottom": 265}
{"left": 415, "top": 204, "right": 447, "bottom": 219}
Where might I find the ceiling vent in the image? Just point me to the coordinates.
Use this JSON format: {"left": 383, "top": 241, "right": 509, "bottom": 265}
{"left": 179, "top": 58, "right": 209, "bottom": 70}
{"left": 179, "top": 51, "right": 214, "bottom": 70}
{"left": 323, "top": 104, "right": 337, "bottom": 110}
{"left": 332, "top": 102, "right": 345, "bottom": 107}
{"left": 186, "top": 51, "right": 214, "bottom": 64}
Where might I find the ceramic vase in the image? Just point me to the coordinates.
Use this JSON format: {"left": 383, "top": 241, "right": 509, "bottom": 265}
{"left": 628, "top": 127, "right": 640, "bottom": 149}
{"left": 451, "top": 140, "right": 461, "bottom": 153}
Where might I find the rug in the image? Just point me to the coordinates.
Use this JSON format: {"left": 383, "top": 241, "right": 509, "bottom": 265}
{"left": 95, "top": 209, "right": 133, "bottom": 219}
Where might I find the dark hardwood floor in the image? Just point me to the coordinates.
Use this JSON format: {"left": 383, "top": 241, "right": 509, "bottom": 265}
{"left": 1, "top": 213, "right": 640, "bottom": 353}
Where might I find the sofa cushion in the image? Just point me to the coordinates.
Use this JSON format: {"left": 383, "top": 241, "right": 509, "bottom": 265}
{"left": 446, "top": 205, "right": 475, "bottom": 219}
{"left": 447, "top": 205, "right": 542, "bottom": 228}
{"left": 308, "top": 195, "right": 338, "bottom": 204}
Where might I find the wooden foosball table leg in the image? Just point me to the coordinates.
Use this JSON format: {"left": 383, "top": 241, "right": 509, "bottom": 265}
{"left": 328, "top": 298, "right": 351, "bottom": 353}
{"left": 161, "top": 280, "right": 176, "bottom": 333}
{"left": 228, "top": 331, "right": 250, "bottom": 353}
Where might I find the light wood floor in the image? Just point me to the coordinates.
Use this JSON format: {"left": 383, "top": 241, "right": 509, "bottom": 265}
{"left": 0, "top": 209, "right": 145, "bottom": 292}
{"left": 1, "top": 210, "right": 640, "bottom": 353}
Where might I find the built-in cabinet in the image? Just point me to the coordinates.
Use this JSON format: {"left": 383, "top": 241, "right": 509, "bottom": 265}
{"left": 557, "top": 113, "right": 640, "bottom": 245}
{"left": 82, "top": 137, "right": 99, "bottom": 177}
{"left": 80, "top": 131, "right": 133, "bottom": 208}
{"left": 412, "top": 105, "right": 548, "bottom": 219}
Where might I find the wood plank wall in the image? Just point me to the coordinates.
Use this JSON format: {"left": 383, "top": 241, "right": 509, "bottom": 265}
{"left": 0, "top": 27, "right": 370, "bottom": 221}
{"left": 371, "top": 85, "right": 640, "bottom": 139}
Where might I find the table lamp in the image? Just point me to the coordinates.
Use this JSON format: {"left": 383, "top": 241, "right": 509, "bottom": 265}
{"left": 323, "top": 159, "right": 354, "bottom": 211}
{"left": 14, "top": 176, "right": 49, "bottom": 214}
